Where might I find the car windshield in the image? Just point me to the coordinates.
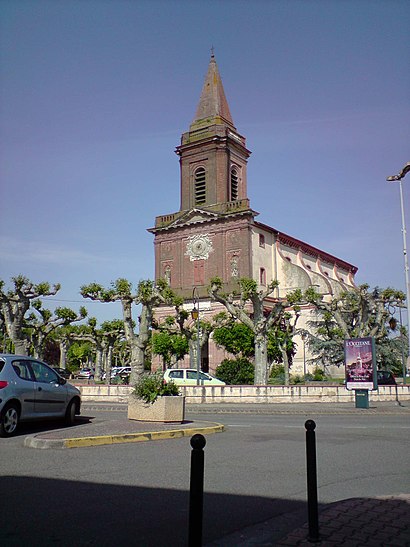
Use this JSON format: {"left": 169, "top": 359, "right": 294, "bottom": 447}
{"left": 186, "top": 371, "right": 210, "bottom": 380}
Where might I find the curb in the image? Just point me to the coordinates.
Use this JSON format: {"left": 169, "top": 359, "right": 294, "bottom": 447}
{"left": 23, "top": 421, "right": 225, "bottom": 449}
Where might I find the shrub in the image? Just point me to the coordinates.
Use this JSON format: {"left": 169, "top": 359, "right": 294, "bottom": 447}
{"left": 269, "top": 364, "right": 285, "bottom": 385}
{"left": 291, "top": 375, "right": 304, "bottom": 385}
{"left": 133, "top": 371, "right": 180, "bottom": 404}
{"left": 312, "top": 367, "right": 326, "bottom": 381}
{"left": 215, "top": 358, "right": 254, "bottom": 385}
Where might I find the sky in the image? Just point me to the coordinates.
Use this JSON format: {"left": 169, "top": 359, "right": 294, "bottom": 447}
{"left": 1, "top": 0, "right": 409, "bottom": 325}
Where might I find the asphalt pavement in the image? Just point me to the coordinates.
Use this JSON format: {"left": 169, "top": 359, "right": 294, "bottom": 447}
{"left": 20, "top": 400, "right": 410, "bottom": 546}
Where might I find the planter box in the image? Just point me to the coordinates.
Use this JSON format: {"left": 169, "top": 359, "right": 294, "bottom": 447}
{"left": 127, "top": 395, "right": 185, "bottom": 423}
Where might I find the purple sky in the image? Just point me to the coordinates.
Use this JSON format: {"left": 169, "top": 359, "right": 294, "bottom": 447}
{"left": 1, "top": 0, "right": 409, "bottom": 324}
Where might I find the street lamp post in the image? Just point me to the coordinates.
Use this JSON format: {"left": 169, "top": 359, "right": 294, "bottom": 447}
{"left": 387, "top": 162, "right": 410, "bottom": 382}
{"left": 191, "top": 287, "right": 201, "bottom": 386}
{"left": 302, "top": 333, "right": 307, "bottom": 378}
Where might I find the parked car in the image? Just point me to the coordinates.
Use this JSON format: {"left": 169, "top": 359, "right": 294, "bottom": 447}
{"left": 0, "top": 354, "right": 81, "bottom": 437}
{"left": 52, "top": 367, "right": 71, "bottom": 380}
{"left": 76, "top": 368, "right": 95, "bottom": 379}
{"left": 101, "top": 367, "right": 132, "bottom": 381}
{"left": 163, "top": 368, "right": 226, "bottom": 386}
{"left": 377, "top": 370, "right": 396, "bottom": 386}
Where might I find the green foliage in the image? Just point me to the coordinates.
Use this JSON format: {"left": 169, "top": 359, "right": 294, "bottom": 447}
{"left": 375, "top": 328, "right": 408, "bottom": 374}
{"left": 67, "top": 342, "right": 94, "bottom": 369}
{"left": 291, "top": 375, "right": 305, "bottom": 385}
{"left": 311, "top": 367, "right": 326, "bottom": 381}
{"left": 238, "top": 278, "right": 258, "bottom": 300}
{"left": 209, "top": 276, "right": 223, "bottom": 290}
{"left": 133, "top": 371, "right": 180, "bottom": 404}
{"left": 6, "top": 275, "right": 61, "bottom": 296}
{"left": 269, "top": 364, "right": 285, "bottom": 385}
{"left": 136, "top": 279, "right": 154, "bottom": 302}
{"left": 286, "top": 288, "right": 303, "bottom": 306}
{"left": 215, "top": 358, "right": 254, "bottom": 385}
{"left": 267, "top": 327, "right": 296, "bottom": 364}
{"left": 213, "top": 323, "right": 255, "bottom": 358}
{"left": 115, "top": 278, "right": 133, "bottom": 297}
{"left": 152, "top": 331, "right": 189, "bottom": 367}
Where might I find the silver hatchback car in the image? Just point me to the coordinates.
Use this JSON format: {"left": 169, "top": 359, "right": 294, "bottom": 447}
{"left": 0, "top": 354, "right": 81, "bottom": 437}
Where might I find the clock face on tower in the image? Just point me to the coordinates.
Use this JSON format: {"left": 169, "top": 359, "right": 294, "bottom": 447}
{"left": 185, "top": 234, "right": 213, "bottom": 261}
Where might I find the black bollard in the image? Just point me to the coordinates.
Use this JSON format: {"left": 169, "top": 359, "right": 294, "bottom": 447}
{"left": 305, "top": 420, "right": 320, "bottom": 543}
{"left": 188, "top": 434, "right": 206, "bottom": 547}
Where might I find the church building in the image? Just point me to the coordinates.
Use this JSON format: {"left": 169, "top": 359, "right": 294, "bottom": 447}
{"left": 148, "top": 53, "right": 357, "bottom": 376}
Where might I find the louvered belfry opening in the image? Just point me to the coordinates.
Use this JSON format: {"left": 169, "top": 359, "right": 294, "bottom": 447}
{"left": 231, "top": 168, "right": 239, "bottom": 201}
{"left": 195, "top": 167, "right": 206, "bottom": 205}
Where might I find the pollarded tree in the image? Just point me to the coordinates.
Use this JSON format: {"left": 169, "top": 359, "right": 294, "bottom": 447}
{"left": 26, "top": 300, "right": 87, "bottom": 360}
{"left": 269, "top": 312, "right": 299, "bottom": 385}
{"left": 154, "top": 299, "right": 215, "bottom": 371}
{"left": 100, "top": 320, "right": 126, "bottom": 382}
{"left": 81, "top": 278, "right": 176, "bottom": 384}
{"left": 0, "top": 275, "right": 61, "bottom": 355}
{"left": 209, "top": 277, "right": 302, "bottom": 385}
{"left": 65, "top": 319, "right": 105, "bottom": 380}
{"left": 213, "top": 313, "right": 297, "bottom": 383}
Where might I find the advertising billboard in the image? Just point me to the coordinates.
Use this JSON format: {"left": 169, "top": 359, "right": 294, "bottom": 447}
{"left": 344, "top": 337, "right": 376, "bottom": 390}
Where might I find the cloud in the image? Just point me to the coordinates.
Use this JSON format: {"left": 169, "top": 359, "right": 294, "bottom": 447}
{"left": 0, "top": 236, "right": 112, "bottom": 268}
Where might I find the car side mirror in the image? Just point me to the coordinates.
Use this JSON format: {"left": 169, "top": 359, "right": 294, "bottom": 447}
{"left": 59, "top": 377, "right": 67, "bottom": 385}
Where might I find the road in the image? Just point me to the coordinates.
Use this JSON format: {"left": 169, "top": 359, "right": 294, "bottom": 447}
{"left": 0, "top": 406, "right": 409, "bottom": 546}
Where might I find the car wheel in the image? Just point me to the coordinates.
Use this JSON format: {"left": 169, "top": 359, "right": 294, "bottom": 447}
{"left": 65, "top": 400, "right": 77, "bottom": 426}
{"left": 0, "top": 403, "right": 19, "bottom": 437}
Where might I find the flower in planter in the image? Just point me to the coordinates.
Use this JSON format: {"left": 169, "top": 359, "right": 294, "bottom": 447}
{"left": 133, "top": 371, "right": 180, "bottom": 404}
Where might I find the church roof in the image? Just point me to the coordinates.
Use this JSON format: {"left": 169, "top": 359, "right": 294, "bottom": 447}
{"left": 190, "top": 51, "right": 236, "bottom": 131}
{"left": 254, "top": 220, "right": 358, "bottom": 273}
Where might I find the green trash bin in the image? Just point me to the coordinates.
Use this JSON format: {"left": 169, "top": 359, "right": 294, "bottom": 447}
{"left": 355, "top": 389, "right": 369, "bottom": 409}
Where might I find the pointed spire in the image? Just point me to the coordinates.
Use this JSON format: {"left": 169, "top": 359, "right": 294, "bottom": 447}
{"left": 190, "top": 51, "right": 235, "bottom": 131}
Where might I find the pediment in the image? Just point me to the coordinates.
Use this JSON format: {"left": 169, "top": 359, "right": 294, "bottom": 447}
{"left": 170, "top": 208, "right": 220, "bottom": 228}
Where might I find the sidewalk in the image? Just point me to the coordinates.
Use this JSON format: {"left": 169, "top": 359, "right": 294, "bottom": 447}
{"left": 205, "top": 494, "right": 410, "bottom": 546}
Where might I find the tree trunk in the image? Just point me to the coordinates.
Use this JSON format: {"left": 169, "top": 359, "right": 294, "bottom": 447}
{"left": 59, "top": 340, "right": 68, "bottom": 368}
{"left": 13, "top": 338, "right": 29, "bottom": 356}
{"left": 254, "top": 333, "right": 268, "bottom": 385}
{"left": 282, "top": 347, "right": 290, "bottom": 386}
{"left": 104, "top": 347, "right": 112, "bottom": 385}
{"left": 129, "top": 342, "right": 145, "bottom": 385}
{"left": 95, "top": 346, "right": 103, "bottom": 381}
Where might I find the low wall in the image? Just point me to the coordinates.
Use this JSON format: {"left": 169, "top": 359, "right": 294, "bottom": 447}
{"left": 78, "top": 384, "right": 410, "bottom": 404}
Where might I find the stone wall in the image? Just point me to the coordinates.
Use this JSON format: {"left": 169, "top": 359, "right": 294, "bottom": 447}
{"left": 79, "top": 384, "right": 410, "bottom": 404}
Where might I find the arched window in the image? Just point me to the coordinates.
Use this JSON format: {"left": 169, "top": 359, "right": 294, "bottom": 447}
{"left": 230, "top": 168, "right": 239, "bottom": 201}
{"left": 194, "top": 167, "right": 206, "bottom": 205}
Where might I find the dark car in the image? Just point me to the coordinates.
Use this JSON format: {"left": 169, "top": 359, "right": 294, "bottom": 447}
{"left": 377, "top": 370, "right": 396, "bottom": 386}
{"left": 52, "top": 367, "right": 71, "bottom": 379}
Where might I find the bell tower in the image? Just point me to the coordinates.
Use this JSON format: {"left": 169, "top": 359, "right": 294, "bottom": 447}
{"left": 149, "top": 53, "right": 257, "bottom": 298}
{"left": 177, "top": 52, "right": 251, "bottom": 212}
